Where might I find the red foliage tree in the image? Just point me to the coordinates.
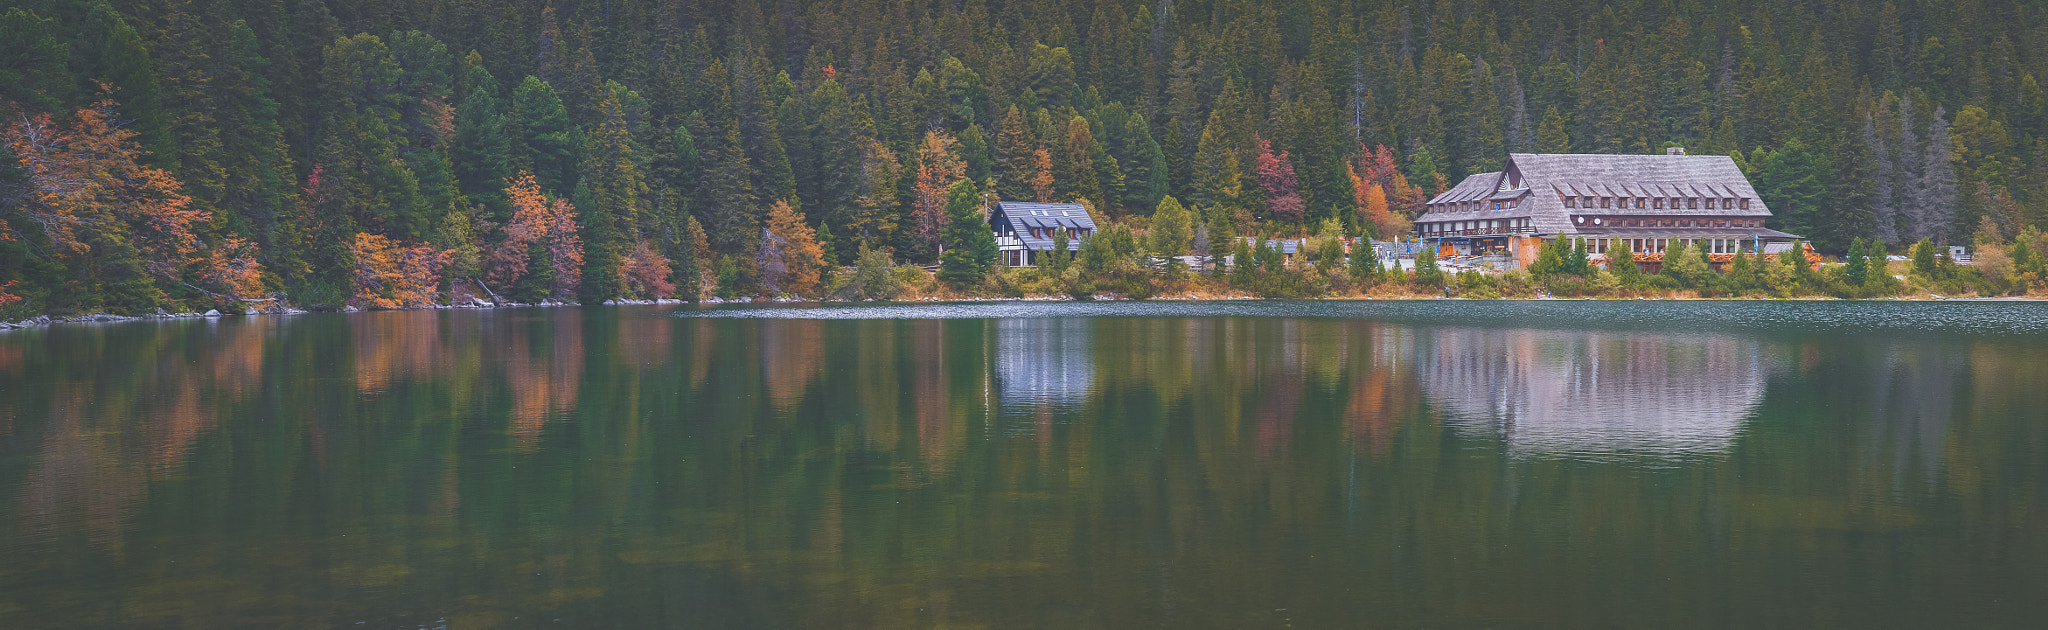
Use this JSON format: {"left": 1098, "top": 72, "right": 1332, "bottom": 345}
{"left": 490, "top": 171, "right": 583, "bottom": 299}
{"left": 1359, "top": 144, "right": 1423, "bottom": 221}
{"left": 1255, "top": 136, "right": 1306, "bottom": 223}
{"left": 619, "top": 240, "right": 675, "bottom": 299}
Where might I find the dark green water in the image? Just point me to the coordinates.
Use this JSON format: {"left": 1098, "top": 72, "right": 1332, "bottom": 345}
{"left": 3, "top": 301, "right": 2046, "bottom": 628}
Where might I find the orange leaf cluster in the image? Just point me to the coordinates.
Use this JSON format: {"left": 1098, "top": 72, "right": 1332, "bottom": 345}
{"left": 1030, "top": 147, "right": 1056, "bottom": 202}
{"left": 202, "top": 236, "right": 266, "bottom": 301}
{"left": 910, "top": 131, "right": 965, "bottom": 247}
{"left": 351, "top": 232, "right": 449, "bottom": 309}
{"left": 618, "top": 240, "right": 675, "bottom": 299}
{"left": 0, "top": 281, "right": 21, "bottom": 308}
{"left": 489, "top": 171, "right": 583, "bottom": 298}
{"left": 1352, "top": 144, "right": 1422, "bottom": 236}
{"left": 4, "top": 101, "right": 209, "bottom": 277}
{"left": 763, "top": 200, "right": 825, "bottom": 296}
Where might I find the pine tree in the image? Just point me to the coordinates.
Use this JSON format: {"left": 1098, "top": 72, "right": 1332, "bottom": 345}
{"left": 81, "top": 4, "right": 171, "bottom": 166}
{"left": 455, "top": 80, "right": 513, "bottom": 222}
{"left": 577, "top": 88, "right": 644, "bottom": 304}
{"left": 1845, "top": 237, "right": 1870, "bottom": 285}
{"left": 316, "top": 34, "right": 427, "bottom": 240}
{"left": 1536, "top": 105, "right": 1571, "bottom": 153}
{"left": 1148, "top": 195, "right": 1193, "bottom": 258}
{"left": 938, "top": 180, "right": 997, "bottom": 284}
{"left": 994, "top": 105, "right": 1035, "bottom": 200}
{"left": 0, "top": 8, "right": 72, "bottom": 113}
{"left": 511, "top": 76, "right": 581, "bottom": 195}
{"left": 1193, "top": 110, "right": 1244, "bottom": 213}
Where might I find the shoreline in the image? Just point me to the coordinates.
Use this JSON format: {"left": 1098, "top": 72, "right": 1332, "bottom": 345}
{"left": 8, "top": 293, "right": 2038, "bottom": 331}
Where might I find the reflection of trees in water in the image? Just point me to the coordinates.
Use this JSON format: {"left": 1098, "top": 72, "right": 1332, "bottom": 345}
{"left": 1415, "top": 328, "right": 1777, "bottom": 458}
{"left": 8, "top": 312, "right": 2048, "bottom": 627}
{"left": 1862, "top": 343, "right": 1961, "bottom": 487}
{"left": 503, "top": 311, "right": 583, "bottom": 452}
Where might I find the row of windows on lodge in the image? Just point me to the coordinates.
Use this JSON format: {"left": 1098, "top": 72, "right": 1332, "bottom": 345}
{"left": 1436, "top": 199, "right": 1519, "bottom": 212}
{"left": 1591, "top": 238, "right": 1762, "bottom": 254}
{"left": 1422, "top": 219, "right": 1528, "bottom": 233}
{"left": 1421, "top": 216, "right": 1764, "bottom": 234}
{"left": 1564, "top": 195, "right": 1750, "bottom": 210}
{"left": 1573, "top": 217, "right": 1763, "bottom": 228}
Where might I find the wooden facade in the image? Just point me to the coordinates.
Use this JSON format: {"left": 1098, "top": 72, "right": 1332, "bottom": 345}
{"left": 1413, "top": 151, "right": 1804, "bottom": 271}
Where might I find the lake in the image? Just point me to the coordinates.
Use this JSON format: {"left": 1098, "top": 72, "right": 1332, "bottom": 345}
{"left": 2, "top": 301, "right": 2046, "bottom": 627}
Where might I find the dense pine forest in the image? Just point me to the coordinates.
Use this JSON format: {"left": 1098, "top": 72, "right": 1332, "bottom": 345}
{"left": 5, "top": 0, "right": 2048, "bottom": 313}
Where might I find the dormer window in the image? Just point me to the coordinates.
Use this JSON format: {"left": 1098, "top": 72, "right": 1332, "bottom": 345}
{"left": 1740, "top": 198, "right": 1750, "bottom": 210}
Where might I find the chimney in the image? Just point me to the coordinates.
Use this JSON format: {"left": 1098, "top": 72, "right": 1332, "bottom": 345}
{"left": 1666, "top": 147, "right": 1687, "bottom": 155}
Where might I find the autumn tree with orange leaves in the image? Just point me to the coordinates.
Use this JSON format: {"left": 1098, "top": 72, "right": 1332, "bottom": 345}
{"left": 618, "top": 240, "right": 674, "bottom": 299}
{"left": 350, "top": 232, "right": 448, "bottom": 309}
{"left": 487, "top": 172, "right": 583, "bottom": 302}
{"left": 3, "top": 97, "right": 265, "bottom": 313}
{"left": 908, "top": 131, "right": 965, "bottom": 261}
{"left": 761, "top": 200, "right": 825, "bottom": 297}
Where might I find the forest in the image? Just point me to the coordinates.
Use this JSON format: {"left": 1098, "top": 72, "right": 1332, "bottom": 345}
{"left": 5, "top": 0, "right": 2048, "bottom": 313}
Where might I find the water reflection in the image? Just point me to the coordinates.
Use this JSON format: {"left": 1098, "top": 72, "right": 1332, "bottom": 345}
{"left": 1417, "top": 329, "right": 1777, "bottom": 459}
{"left": 995, "top": 319, "right": 1093, "bottom": 417}
{"left": 2, "top": 304, "right": 2046, "bottom": 627}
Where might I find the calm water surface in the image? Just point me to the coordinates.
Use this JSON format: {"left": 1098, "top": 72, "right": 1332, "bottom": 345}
{"left": 2, "top": 301, "right": 2046, "bottom": 628}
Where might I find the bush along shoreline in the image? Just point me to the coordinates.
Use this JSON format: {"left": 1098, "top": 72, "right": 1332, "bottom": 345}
{"left": 9, "top": 223, "right": 2044, "bottom": 329}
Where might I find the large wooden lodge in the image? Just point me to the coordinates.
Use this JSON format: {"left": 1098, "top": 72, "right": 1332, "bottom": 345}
{"left": 1414, "top": 149, "right": 1808, "bottom": 272}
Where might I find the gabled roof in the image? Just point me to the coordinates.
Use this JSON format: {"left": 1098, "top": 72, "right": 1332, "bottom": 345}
{"left": 1417, "top": 153, "right": 1774, "bottom": 236}
{"left": 991, "top": 201, "right": 1095, "bottom": 250}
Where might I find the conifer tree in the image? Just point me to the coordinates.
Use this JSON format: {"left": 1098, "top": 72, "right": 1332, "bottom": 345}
{"left": 1536, "top": 106, "right": 1571, "bottom": 153}
{"left": 1149, "top": 195, "right": 1193, "bottom": 258}
{"left": 994, "top": 106, "right": 1035, "bottom": 201}
{"left": 938, "top": 180, "right": 997, "bottom": 284}
{"left": 577, "top": 88, "right": 644, "bottom": 304}
{"left": 455, "top": 79, "right": 513, "bottom": 221}
{"left": 81, "top": 4, "right": 170, "bottom": 166}
{"left": 511, "top": 76, "right": 580, "bottom": 196}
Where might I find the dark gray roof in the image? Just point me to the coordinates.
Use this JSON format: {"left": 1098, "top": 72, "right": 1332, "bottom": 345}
{"left": 1417, "top": 153, "right": 1772, "bottom": 236}
{"left": 992, "top": 201, "right": 1096, "bottom": 251}
{"left": 1234, "top": 237, "right": 1301, "bottom": 255}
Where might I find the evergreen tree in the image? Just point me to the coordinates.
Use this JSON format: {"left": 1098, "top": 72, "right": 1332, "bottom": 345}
{"left": 577, "top": 89, "right": 644, "bottom": 304}
{"left": 511, "top": 76, "right": 580, "bottom": 195}
{"left": 1149, "top": 195, "right": 1193, "bottom": 258}
{"left": 1845, "top": 237, "right": 1871, "bottom": 285}
{"left": 938, "top": 180, "right": 996, "bottom": 284}
{"left": 993, "top": 105, "right": 1035, "bottom": 201}
{"left": 454, "top": 80, "right": 513, "bottom": 221}
{"left": 1536, "top": 105, "right": 1571, "bottom": 153}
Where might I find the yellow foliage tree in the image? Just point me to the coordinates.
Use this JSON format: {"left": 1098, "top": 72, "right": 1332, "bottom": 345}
{"left": 351, "top": 233, "right": 449, "bottom": 309}
{"left": 764, "top": 200, "right": 825, "bottom": 297}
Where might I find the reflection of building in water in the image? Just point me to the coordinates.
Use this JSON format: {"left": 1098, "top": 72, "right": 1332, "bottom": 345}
{"left": 1417, "top": 328, "right": 1775, "bottom": 457}
{"left": 994, "top": 319, "right": 1094, "bottom": 414}
{"left": 1865, "top": 343, "right": 1962, "bottom": 486}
